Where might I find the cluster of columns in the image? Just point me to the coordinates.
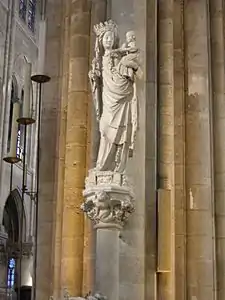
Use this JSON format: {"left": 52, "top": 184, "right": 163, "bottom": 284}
{"left": 36, "top": 0, "right": 106, "bottom": 299}
{"left": 35, "top": 0, "right": 225, "bottom": 300}
{"left": 157, "top": 0, "right": 225, "bottom": 299}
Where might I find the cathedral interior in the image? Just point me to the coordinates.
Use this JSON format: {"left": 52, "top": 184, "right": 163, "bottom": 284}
{"left": 0, "top": 1, "right": 225, "bottom": 300}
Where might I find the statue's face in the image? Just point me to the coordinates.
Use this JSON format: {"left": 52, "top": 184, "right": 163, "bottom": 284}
{"left": 102, "top": 31, "right": 114, "bottom": 50}
{"left": 126, "top": 31, "right": 135, "bottom": 43}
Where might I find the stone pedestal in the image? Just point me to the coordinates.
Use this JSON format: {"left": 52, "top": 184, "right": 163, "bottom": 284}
{"left": 82, "top": 170, "right": 134, "bottom": 229}
{"left": 82, "top": 170, "right": 134, "bottom": 300}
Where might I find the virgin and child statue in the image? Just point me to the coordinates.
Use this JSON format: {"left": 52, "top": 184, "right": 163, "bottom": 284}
{"left": 89, "top": 20, "right": 140, "bottom": 173}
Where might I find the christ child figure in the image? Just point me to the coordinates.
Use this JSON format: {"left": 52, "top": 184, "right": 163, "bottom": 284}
{"left": 116, "top": 31, "right": 139, "bottom": 80}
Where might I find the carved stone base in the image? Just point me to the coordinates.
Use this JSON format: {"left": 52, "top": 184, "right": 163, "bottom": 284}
{"left": 81, "top": 170, "right": 135, "bottom": 229}
{"left": 50, "top": 289, "right": 107, "bottom": 300}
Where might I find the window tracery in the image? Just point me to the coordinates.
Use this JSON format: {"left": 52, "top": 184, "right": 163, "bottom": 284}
{"left": 19, "top": 0, "right": 27, "bottom": 21}
{"left": 28, "top": 0, "right": 36, "bottom": 32}
{"left": 19, "top": 0, "right": 36, "bottom": 32}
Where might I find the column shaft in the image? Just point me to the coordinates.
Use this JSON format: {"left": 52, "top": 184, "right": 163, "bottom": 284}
{"left": 82, "top": 1, "right": 106, "bottom": 294}
{"left": 157, "top": 0, "right": 174, "bottom": 299}
{"left": 173, "top": 1, "right": 186, "bottom": 299}
{"left": 184, "top": 0, "right": 216, "bottom": 299}
{"left": 60, "top": 0, "right": 91, "bottom": 295}
{"left": 210, "top": 0, "right": 225, "bottom": 299}
{"left": 95, "top": 229, "right": 119, "bottom": 300}
{"left": 36, "top": 0, "right": 62, "bottom": 298}
{"left": 52, "top": 1, "right": 71, "bottom": 298}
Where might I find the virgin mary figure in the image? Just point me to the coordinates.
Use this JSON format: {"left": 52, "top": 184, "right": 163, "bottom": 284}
{"left": 89, "top": 20, "right": 139, "bottom": 173}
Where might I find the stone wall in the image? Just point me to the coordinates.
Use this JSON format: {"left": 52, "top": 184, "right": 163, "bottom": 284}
{"left": 0, "top": 0, "right": 41, "bottom": 291}
{"left": 35, "top": 1, "right": 225, "bottom": 300}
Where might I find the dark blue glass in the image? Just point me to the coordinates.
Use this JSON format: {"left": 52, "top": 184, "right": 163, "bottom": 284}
{"left": 7, "top": 258, "right": 16, "bottom": 288}
{"left": 19, "top": 0, "right": 27, "bottom": 21}
{"left": 28, "top": 0, "right": 36, "bottom": 32}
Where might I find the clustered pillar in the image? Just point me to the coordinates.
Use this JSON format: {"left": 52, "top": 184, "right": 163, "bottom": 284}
{"left": 60, "top": 0, "right": 91, "bottom": 297}
{"left": 184, "top": 1, "right": 216, "bottom": 299}
{"left": 157, "top": 0, "right": 174, "bottom": 299}
{"left": 210, "top": 0, "right": 225, "bottom": 299}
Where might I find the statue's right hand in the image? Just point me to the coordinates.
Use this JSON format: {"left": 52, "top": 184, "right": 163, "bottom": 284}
{"left": 88, "top": 70, "right": 95, "bottom": 80}
{"left": 89, "top": 69, "right": 101, "bottom": 81}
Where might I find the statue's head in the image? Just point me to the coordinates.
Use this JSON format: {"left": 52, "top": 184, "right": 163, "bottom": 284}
{"left": 94, "top": 20, "right": 119, "bottom": 54}
{"left": 102, "top": 31, "right": 115, "bottom": 50}
{"left": 126, "top": 31, "right": 136, "bottom": 43}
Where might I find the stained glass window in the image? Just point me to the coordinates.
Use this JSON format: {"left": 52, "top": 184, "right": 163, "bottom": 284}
{"left": 7, "top": 258, "right": 15, "bottom": 289}
{"left": 7, "top": 85, "right": 14, "bottom": 152}
{"left": 16, "top": 130, "right": 22, "bottom": 158}
{"left": 16, "top": 90, "right": 24, "bottom": 159}
{"left": 19, "top": 0, "right": 27, "bottom": 21}
{"left": 28, "top": 0, "right": 36, "bottom": 32}
{"left": 7, "top": 80, "right": 19, "bottom": 153}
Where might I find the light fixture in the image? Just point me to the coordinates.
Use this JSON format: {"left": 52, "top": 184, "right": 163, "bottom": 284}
{"left": 2, "top": 63, "right": 51, "bottom": 300}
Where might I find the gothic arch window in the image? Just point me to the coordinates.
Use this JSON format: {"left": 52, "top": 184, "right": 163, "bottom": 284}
{"left": 17, "top": 89, "right": 24, "bottom": 159}
{"left": 3, "top": 192, "right": 20, "bottom": 243}
{"left": 7, "top": 77, "right": 19, "bottom": 153}
{"left": 3, "top": 189, "right": 24, "bottom": 292}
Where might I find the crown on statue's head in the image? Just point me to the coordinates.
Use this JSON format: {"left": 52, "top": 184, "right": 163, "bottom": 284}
{"left": 94, "top": 20, "right": 118, "bottom": 37}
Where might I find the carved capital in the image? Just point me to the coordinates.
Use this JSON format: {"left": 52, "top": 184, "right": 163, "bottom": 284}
{"left": 82, "top": 170, "right": 134, "bottom": 229}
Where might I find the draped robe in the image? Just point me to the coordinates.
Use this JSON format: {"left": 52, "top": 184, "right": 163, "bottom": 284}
{"left": 96, "top": 54, "right": 134, "bottom": 172}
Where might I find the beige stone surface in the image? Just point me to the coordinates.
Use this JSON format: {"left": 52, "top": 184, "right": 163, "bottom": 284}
{"left": 32, "top": 1, "right": 225, "bottom": 300}
{"left": 60, "top": 0, "right": 91, "bottom": 297}
{"left": 157, "top": 1, "right": 174, "bottom": 299}
{"left": 184, "top": 1, "right": 216, "bottom": 300}
{"left": 210, "top": 0, "right": 225, "bottom": 299}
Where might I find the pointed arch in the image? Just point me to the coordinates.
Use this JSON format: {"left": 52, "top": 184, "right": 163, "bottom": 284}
{"left": 7, "top": 75, "right": 20, "bottom": 152}
{"left": 2, "top": 189, "right": 27, "bottom": 243}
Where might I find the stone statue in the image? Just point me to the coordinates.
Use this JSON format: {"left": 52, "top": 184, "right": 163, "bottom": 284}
{"left": 89, "top": 20, "right": 140, "bottom": 173}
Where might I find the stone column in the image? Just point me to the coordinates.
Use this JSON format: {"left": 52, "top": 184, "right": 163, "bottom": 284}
{"left": 52, "top": 1, "right": 71, "bottom": 298}
{"left": 157, "top": 0, "right": 174, "bottom": 299}
{"left": 210, "top": 1, "right": 225, "bottom": 299}
{"left": 184, "top": 1, "right": 216, "bottom": 299}
{"left": 95, "top": 229, "right": 119, "bottom": 299}
{"left": 82, "top": 171, "right": 134, "bottom": 300}
{"left": 173, "top": 1, "right": 186, "bottom": 299}
{"left": 82, "top": 1, "right": 107, "bottom": 294}
{"left": 36, "top": 0, "right": 62, "bottom": 298}
{"left": 60, "top": 0, "right": 91, "bottom": 296}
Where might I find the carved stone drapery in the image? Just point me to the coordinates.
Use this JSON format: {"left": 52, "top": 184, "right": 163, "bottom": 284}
{"left": 82, "top": 170, "right": 134, "bottom": 229}
{"left": 88, "top": 20, "right": 140, "bottom": 173}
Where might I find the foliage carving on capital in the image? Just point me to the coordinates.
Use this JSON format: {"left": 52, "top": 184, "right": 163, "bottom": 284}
{"left": 82, "top": 170, "right": 134, "bottom": 229}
